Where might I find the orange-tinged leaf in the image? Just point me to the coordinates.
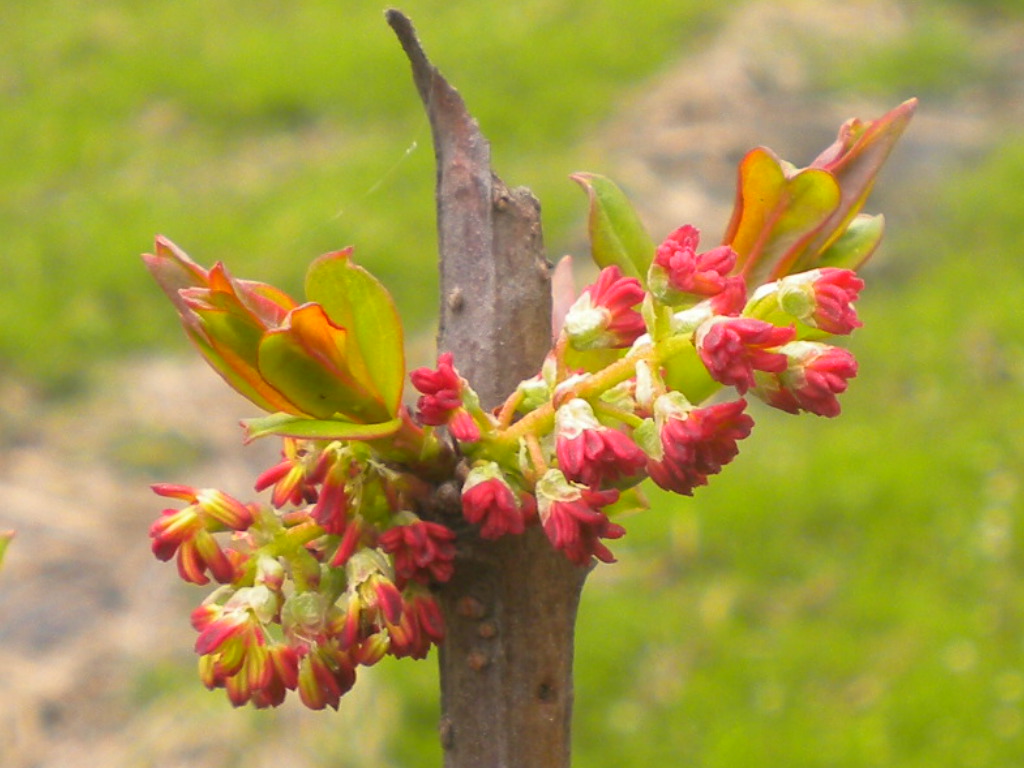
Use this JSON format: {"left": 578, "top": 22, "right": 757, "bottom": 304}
{"left": 801, "top": 98, "right": 916, "bottom": 264}
{"left": 258, "top": 304, "right": 391, "bottom": 423}
{"left": 188, "top": 303, "right": 300, "bottom": 415}
{"left": 142, "top": 236, "right": 211, "bottom": 317}
{"left": 723, "top": 148, "right": 840, "bottom": 286}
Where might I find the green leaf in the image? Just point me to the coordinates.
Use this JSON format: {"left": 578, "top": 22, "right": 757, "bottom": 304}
{"left": 242, "top": 413, "right": 402, "bottom": 442}
{"left": 571, "top": 173, "right": 655, "bottom": 282}
{"left": 305, "top": 248, "right": 405, "bottom": 417}
{"left": 662, "top": 344, "right": 719, "bottom": 406}
{"left": 604, "top": 485, "right": 649, "bottom": 517}
{"left": 0, "top": 530, "right": 13, "bottom": 570}
{"left": 814, "top": 213, "right": 885, "bottom": 272}
{"left": 257, "top": 310, "right": 390, "bottom": 423}
{"left": 563, "top": 344, "right": 625, "bottom": 374}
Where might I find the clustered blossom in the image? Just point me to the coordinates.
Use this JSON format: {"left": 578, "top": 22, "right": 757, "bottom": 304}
{"left": 147, "top": 101, "right": 906, "bottom": 711}
{"left": 410, "top": 351, "right": 482, "bottom": 441}
{"left": 149, "top": 435, "right": 456, "bottom": 710}
{"left": 149, "top": 484, "right": 254, "bottom": 585}
{"left": 145, "top": 219, "right": 871, "bottom": 708}
{"left": 563, "top": 265, "right": 645, "bottom": 350}
{"left": 648, "top": 225, "right": 744, "bottom": 307}
{"left": 645, "top": 394, "right": 755, "bottom": 496}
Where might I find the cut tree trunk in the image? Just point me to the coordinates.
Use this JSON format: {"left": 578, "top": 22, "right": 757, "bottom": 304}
{"left": 388, "top": 12, "right": 588, "bottom": 768}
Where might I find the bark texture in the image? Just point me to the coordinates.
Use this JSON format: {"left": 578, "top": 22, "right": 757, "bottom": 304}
{"left": 388, "top": 12, "right": 587, "bottom": 768}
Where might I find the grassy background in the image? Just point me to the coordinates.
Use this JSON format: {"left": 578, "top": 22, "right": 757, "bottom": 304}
{"left": 4, "top": 0, "right": 1024, "bottom": 766}
{"left": 0, "top": 0, "right": 729, "bottom": 391}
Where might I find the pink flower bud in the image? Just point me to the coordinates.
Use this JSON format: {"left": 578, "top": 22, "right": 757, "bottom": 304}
{"left": 805, "top": 268, "right": 863, "bottom": 335}
{"left": 554, "top": 399, "right": 645, "bottom": 488}
{"left": 648, "top": 225, "right": 742, "bottom": 306}
{"left": 410, "top": 352, "right": 482, "bottom": 441}
{"left": 410, "top": 352, "right": 464, "bottom": 425}
{"left": 563, "top": 266, "right": 645, "bottom": 350}
{"left": 461, "top": 463, "right": 528, "bottom": 540}
{"left": 645, "top": 394, "right": 754, "bottom": 496}
{"left": 696, "top": 317, "right": 795, "bottom": 393}
{"left": 535, "top": 469, "right": 624, "bottom": 566}
{"left": 755, "top": 341, "right": 858, "bottom": 417}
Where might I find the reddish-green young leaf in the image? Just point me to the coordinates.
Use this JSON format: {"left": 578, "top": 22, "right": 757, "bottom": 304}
{"left": 185, "top": 280, "right": 301, "bottom": 414}
{"left": 723, "top": 148, "right": 841, "bottom": 286}
{"left": 800, "top": 99, "right": 916, "bottom": 263}
{"left": 305, "top": 248, "right": 405, "bottom": 417}
{"left": 142, "top": 236, "right": 211, "bottom": 317}
{"left": 813, "top": 213, "right": 885, "bottom": 272}
{"left": 571, "top": 173, "right": 655, "bottom": 282}
{"left": 242, "top": 413, "right": 402, "bottom": 442}
{"left": 187, "top": 309, "right": 300, "bottom": 415}
{"left": 257, "top": 304, "right": 390, "bottom": 423}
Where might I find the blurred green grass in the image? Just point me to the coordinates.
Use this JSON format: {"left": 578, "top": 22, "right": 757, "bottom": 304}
{"left": 0, "top": 0, "right": 728, "bottom": 391}
{"left": 6, "top": 0, "right": 1024, "bottom": 766}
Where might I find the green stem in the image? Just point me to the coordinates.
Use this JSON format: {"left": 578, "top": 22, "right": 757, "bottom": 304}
{"left": 500, "top": 334, "right": 695, "bottom": 445}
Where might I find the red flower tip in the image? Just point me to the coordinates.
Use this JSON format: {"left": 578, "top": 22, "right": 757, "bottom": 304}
{"left": 555, "top": 399, "right": 645, "bottom": 488}
{"left": 461, "top": 464, "right": 528, "bottom": 540}
{"left": 755, "top": 342, "right": 858, "bottom": 417}
{"left": 255, "top": 438, "right": 328, "bottom": 509}
{"left": 297, "top": 645, "right": 356, "bottom": 711}
{"left": 697, "top": 317, "right": 796, "bottom": 393}
{"left": 536, "top": 470, "right": 624, "bottom": 566}
{"left": 646, "top": 395, "right": 754, "bottom": 496}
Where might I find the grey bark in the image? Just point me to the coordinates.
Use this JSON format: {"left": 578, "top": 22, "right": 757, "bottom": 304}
{"left": 388, "top": 11, "right": 588, "bottom": 768}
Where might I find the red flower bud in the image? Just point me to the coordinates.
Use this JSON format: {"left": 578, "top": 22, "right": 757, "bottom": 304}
{"left": 555, "top": 399, "right": 645, "bottom": 488}
{"left": 697, "top": 317, "right": 795, "bottom": 393}
{"left": 461, "top": 464, "right": 528, "bottom": 540}
{"left": 536, "top": 470, "right": 624, "bottom": 566}
{"left": 379, "top": 519, "right": 457, "bottom": 587}
{"left": 755, "top": 342, "right": 858, "bottom": 417}
{"left": 645, "top": 395, "right": 754, "bottom": 496}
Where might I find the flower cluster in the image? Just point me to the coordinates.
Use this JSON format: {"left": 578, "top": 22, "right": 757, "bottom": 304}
{"left": 150, "top": 435, "right": 453, "bottom": 710}
{"left": 144, "top": 99, "right": 912, "bottom": 709}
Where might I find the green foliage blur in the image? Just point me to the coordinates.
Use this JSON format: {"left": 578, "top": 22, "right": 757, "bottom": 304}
{"left": 0, "top": 0, "right": 726, "bottom": 392}
{"left": 6, "top": 0, "right": 1024, "bottom": 766}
